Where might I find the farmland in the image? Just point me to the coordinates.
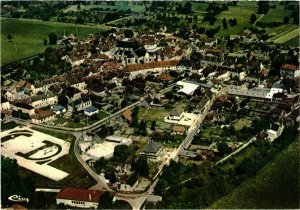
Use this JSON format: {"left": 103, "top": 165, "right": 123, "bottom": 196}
{"left": 1, "top": 19, "right": 105, "bottom": 65}
{"left": 210, "top": 139, "right": 300, "bottom": 209}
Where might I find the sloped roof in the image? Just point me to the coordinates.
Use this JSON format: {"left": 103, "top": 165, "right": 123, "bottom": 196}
{"left": 56, "top": 188, "right": 104, "bottom": 203}
{"left": 143, "top": 140, "right": 162, "bottom": 153}
{"left": 173, "top": 125, "right": 185, "bottom": 133}
{"left": 169, "top": 107, "right": 184, "bottom": 117}
{"left": 122, "top": 109, "right": 132, "bottom": 122}
{"left": 282, "top": 64, "right": 298, "bottom": 71}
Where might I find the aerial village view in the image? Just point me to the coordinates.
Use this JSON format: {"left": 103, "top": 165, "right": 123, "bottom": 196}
{"left": 0, "top": 1, "right": 299, "bottom": 209}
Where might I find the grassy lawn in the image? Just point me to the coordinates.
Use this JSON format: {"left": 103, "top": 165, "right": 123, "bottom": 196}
{"left": 1, "top": 121, "right": 19, "bottom": 131}
{"left": 20, "top": 127, "right": 97, "bottom": 188}
{"left": 55, "top": 117, "right": 85, "bottom": 128}
{"left": 138, "top": 107, "right": 169, "bottom": 123}
{"left": 233, "top": 118, "right": 252, "bottom": 131}
{"left": 210, "top": 139, "right": 300, "bottom": 209}
{"left": 1, "top": 19, "right": 104, "bottom": 65}
{"left": 260, "top": 2, "right": 294, "bottom": 23}
{"left": 214, "top": 3, "right": 258, "bottom": 37}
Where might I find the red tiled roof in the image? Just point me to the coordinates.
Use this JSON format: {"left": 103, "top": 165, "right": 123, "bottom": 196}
{"left": 282, "top": 64, "right": 298, "bottom": 71}
{"left": 122, "top": 109, "right": 132, "bottom": 122}
{"left": 173, "top": 125, "right": 185, "bottom": 133}
{"left": 157, "top": 73, "right": 174, "bottom": 81}
{"left": 124, "top": 60, "right": 179, "bottom": 72}
{"left": 103, "top": 61, "right": 120, "bottom": 71}
{"left": 32, "top": 109, "right": 55, "bottom": 119}
{"left": 56, "top": 188, "right": 104, "bottom": 203}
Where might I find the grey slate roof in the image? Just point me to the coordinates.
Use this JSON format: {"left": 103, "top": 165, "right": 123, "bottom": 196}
{"left": 169, "top": 107, "right": 184, "bottom": 117}
{"left": 143, "top": 140, "right": 162, "bottom": 154}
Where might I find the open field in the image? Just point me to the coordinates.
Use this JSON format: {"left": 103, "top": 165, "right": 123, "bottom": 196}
{"left": 210, "top": 139, "right": 300, "bottom": 209}
{"left": 272, "top": 28, "right": 299, "bottom": 44}
{"left": 138, "top": 107, "right": 169, "bottom": 122}
{"left": 283, "top": 35, "right": 299, "bottom": 46}
{"left": 259, "top": 3, "right": 293, "bottom": 23}
{"left": 233, "top": 118, "right": 252, "bottom": 131}
{"left": 1, "top": 19, "right": 105, "bottom": 65}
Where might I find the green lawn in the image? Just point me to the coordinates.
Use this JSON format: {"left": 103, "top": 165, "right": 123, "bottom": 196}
{"left": 215, "top": 3, "right": 258, "bottom": 37}
{"left": 284, "top": 35, "right": 299, "bottom": 47}
{"left": 1, "top": 19, "right": 104, "bottom": 65}
{"left": 210, "top": 139, "right": 300, "bottom": 209}
{"left": 233, "top": 118, "right": 252, "bottom": 131}
{"left": 138, "top": 107, "right": 169, "bottom": 122}
{"left": 260, "top": 3, "right": 293, "bottom": 23}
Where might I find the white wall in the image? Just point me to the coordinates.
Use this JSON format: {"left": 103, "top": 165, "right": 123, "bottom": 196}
{"left": 56, "top": 198, "right": 98, "bottom": 209}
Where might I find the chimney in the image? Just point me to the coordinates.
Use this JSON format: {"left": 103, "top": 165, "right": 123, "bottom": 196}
{"left": 89, "top": 194, "right": 91, "bottom": 201}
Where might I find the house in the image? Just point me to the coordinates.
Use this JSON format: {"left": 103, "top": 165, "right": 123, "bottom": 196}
{"left": 52, "top": 104, "right": 67, "bottom": 115}
{"left": 0, "top": 97, "right": 10, "bottom": 110}
{"left": 71, "top": 81, "right": 86, "bottom": 92}
{"left": 31, "top": 109, "right": 56, "bottom": 124}
{"left": 122, "top": 109, "right": 132, "bottom": 124}
{"left": 5, "top": 86, "right": 25, "bottom": 101}
{"left": 16, "top": 80, "right": 35, "bottom": 95}
{"left": 56, "top": 188, "right": 105, "bottom": 209}
{"left": 24, "top": 93, "right": 58, "bottom": 108}
{"left": 172, "top": 125, "right": 185, "bottom": 135}
{"left": 62, "top": 86, "right": 82, "bottom": 102}
{"left": 140, "top": 140, "right": 163, "bottom": 158}
{"left": 84, "top": 106, "right": 99, "bottom": 116}
{"left": 12, "top": 102, "right": 35, "bottom": 116}
{"left": 73, "top": 98, "right": 92, "bottom": 112}
{"left": 167, "top": 107, "right": 184, "bottom": 121}
{"left": 176, "top": 80, "right": 200, "bottom": 95}
{"left": 280, "top": 64, "right": 300, "bottom": 78}
{"left": 266, "top": 123, "right": 284, "bottom": 143}
{"left": 123, "top": 60, "right": 180, "bottom": 80}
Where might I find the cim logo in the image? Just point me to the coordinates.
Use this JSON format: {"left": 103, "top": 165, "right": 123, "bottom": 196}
{"left": 8, "top": 195, "right": 30, "bottom": 203}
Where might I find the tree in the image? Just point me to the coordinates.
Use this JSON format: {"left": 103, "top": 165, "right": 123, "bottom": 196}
{"left": 250, "top": 14, "right": 257, "bottom": 23}
{"left": 98, "top": 191, "right": 113, "bottom": 209}
{"left": 193, "top": 15, "right": 198, "bottom": 22}
{"left": 230, "top": 18, "right": 237, "bottom": 26}
{"left": 58, "top": 94, "right": 68, "bottom": 106}
{"left": 217, "top": 142, "right": 231, "bottom": 156}
{"left": 43, "top": 39, "right": 48, "bottom": 45}
{"left": 124, "top": 29, "right": 134, "bottom": 38}
{"left": 222, "top": 18, "right": 227, "bottom": 29}
{"left": 283, "top": 16, "right": 289, "bottom": 24}
{"left": 105, "top": 164, "right": 116, "bottom": 183}
{"left": 139, "top": 120, "right": 147, "bottom": 136}
{"left": 135, "top": 156, "right": 149, "bottom": 177}
{"left": 7, "top": 34, "right": 13, "bottom": 41}
{"left": 151, "top": 121, "right": 156, "bottom": 131}
{"left": 48, "top": 33, "right": 57, "bottom": 45}
{"left": 257, "top": 1, "right": 269, "bottom": 14}
{"left": 77, "top": 3, "right": 81, "bottom": 10}
{"left": 113, "top": 145, "right": 131, "bottom": 163}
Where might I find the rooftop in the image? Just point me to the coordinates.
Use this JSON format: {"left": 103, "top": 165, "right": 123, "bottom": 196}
{"left": 56, "top": 188, "right": 104, "bottom": 203}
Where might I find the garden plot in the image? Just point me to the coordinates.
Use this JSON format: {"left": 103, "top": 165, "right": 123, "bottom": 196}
{"left": 0, "top": 126, "right": 70, "bottom": 181}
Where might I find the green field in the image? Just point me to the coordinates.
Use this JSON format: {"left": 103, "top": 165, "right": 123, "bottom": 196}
{"left": 260, "top": 3, "right": 293, "bottom": 23}
{"left": 1, "top": 19, "right": 105, "bottom": 65}
{"left": 138, "top": 107, "right": 169, "bottom": 122}
{"left": 210, "top": 139, "right": 300, "bottom": 209}
{"left": 284, "top": 35, "right": 299, "bottom": 46}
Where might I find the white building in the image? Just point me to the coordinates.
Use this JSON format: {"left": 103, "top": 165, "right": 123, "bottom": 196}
{"left": 71, "top": 81, "right": 86, "bottom": 92}
{"left": 280, "top": 64, "right": 300, "bottom": 78}
{"left": 56, "top": 188, "right": 105, "bottom": 209}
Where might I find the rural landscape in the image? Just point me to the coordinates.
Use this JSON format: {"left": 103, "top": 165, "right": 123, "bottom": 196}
{"left": 1, "top": 1, "right": 299, "bottom": 209}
